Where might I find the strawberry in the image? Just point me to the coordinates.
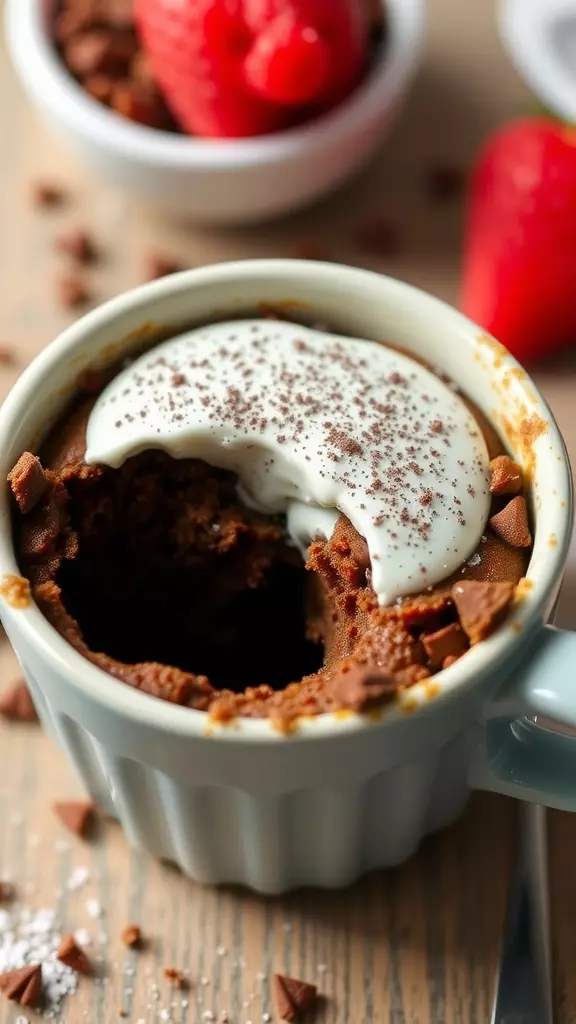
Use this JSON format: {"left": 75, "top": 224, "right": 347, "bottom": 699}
{"left": 461, "top": 117, "right": 576, "bottom": 363}
{"left": 134, "top": 0, "right": 367, "bottom": 139}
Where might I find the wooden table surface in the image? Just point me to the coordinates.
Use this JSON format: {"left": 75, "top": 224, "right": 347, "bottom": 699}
{"left": 3, "top": 1, "right": 576, "bottom": 1021}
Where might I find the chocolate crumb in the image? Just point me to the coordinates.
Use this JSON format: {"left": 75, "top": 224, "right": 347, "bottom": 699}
{"left": 452, "top": 580, "right": 515, "bottom": 645}
{"left": 422, "top": 623, "right": 468, "bottom": 668}
{"left": 273, "top": 973, "right": 318, "bottom": 1022}
{"left": 490, "top": 496, "right": 532, "bottom": 548}
{"left": 53, "top": 800, "right": 96, "bottom": 839}
{"left": 121, "top": 924, "right": 143, "bottom": 948}
{"left": 57, "top": 934, "right": 91, "bottom": 975}
{"left": 164, "top": 967, "right": 189, "bottom": 989}
{"left": 329, "top": 663, "right": 397, "bottom": 713}
{"left": 110, "top": 80, "right": 162, "bottom": 127}
{"left": 489, "top": 455, "right": 523, "bottom": 495}
{"left": 32, "top": 181, "right": 66, "bottom": 207}
{"left": 57, "top": 274, "right": 91, "bottom": 309}
{"left": 0, "top": 881, "right": 15, "bottom": 902}
{"left": 0, "top": 681, "right": 39, "bottom": 723}
{"left": 8, "top": 452, "right": 48, "bottom": 514}
{"left": 63, "top": 30, "right": 137, "bottom": 76}
{"left": 0, "top": 346, "right": 16, "bottom": 366}
{"left": 56, "top": 228, "right": 98, "bottom": 265}
{"left": 0, "top": 964, "right": 43, "bottom": 1008}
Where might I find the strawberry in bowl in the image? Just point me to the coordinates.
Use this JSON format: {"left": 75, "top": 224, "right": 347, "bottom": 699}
{"left": 135, "top": 0, "right": 368, "bottom": 138}
{"left": 6, "top": 0, "right": 425, "bottom": 222}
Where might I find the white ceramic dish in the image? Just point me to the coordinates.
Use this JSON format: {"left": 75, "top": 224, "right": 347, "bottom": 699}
{"left": 1, "top": 260, "right": 576, "bottom": 894}
{"left": 499, "top": 0, "right": 576, "bottom": 124}
{"left": 5, "top": 0, "right": 425, "bottom": 224}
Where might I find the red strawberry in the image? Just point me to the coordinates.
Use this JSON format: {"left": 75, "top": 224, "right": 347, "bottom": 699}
{"left": 461, "top": 117, "right": 576, "bottom": 363}
{"left": 134, "top": 0, "right": 367, "bottom": 139}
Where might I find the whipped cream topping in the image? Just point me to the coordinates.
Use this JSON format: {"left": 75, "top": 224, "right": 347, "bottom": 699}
{"left": 85, "top": 319, "right": 491, "bottom": 604}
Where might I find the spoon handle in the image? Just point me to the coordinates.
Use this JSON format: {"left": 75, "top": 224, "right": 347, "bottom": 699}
{"left": 491, "top": 803, "right": 553, "bottom": 1024}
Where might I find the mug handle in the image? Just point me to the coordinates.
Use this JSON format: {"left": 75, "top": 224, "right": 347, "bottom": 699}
{"left": 469, "top": 625, "right": 576, "bottom": 809}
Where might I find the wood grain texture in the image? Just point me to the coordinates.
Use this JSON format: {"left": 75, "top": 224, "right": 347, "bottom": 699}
{"left": 1, "top": 0, "right": 576, "bottom": 1020}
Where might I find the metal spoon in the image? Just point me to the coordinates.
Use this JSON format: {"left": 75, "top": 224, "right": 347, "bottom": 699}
{"left": 491, "top": 802, "right": 553, "bottom": 1024}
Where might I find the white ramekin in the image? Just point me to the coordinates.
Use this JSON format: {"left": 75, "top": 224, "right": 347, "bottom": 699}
{"left": 5, "top": 0, "right": 425, "bottom": 224}
{"left": 1, "top": 260, "right": 576, "bottom": 894}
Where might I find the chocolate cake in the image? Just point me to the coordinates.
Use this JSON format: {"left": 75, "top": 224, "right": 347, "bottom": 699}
{"left": 7, "top": 319, "right": 531, "bottom": 725}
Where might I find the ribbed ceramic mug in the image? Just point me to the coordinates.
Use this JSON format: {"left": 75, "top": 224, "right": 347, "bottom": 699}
{"left": 0, "top": 261, "right": 575, "bottom": 895}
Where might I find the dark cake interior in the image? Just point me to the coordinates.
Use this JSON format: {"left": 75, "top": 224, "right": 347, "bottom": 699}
{"left": 58, "top": 450, "right": 324, "bottom": 692}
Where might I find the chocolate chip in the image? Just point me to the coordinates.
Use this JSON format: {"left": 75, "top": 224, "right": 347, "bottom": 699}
{"left": 53, "top": 800, "right": 96, "bottom": 839}
{"left": 110, "top": 80, "right": 162, "bottom": 127}
{"left": 452, "top": 580, "right": 515, "bottom": 645}
{"left": 0, "top": 346, "right": 16, "bottom": 366}
{"left": 0, "top": 964, "right": 42, "bottom": 1008}
{"left": 0, "top": 881, "right": 15, "bottom": 902}
{"left": 56, "top": 228, "right": 98, "bottom": 264}
{"left": 64, "top": 29, "right": 136, "bottom": 76}
{"left": 422, "top": 622, "right": 468, "bottom": 668}
{"left": 8, "top": 453, "right": 49, "bottom": 514}
{"left": 0, "top": 681, "right": 39, "bottom": 723}
{"left": 32, "top": 181, "right": 66, "bottom": 207}
{"left": 273, "top": 974, "right": 318, "bottom": 1022}
{"left": 329, "top": 663, "right": 397, "bottom": 713}
{"left": 163, "top": 967, "right": 189, "bottom": 989}
{"left": 489, "top": 455, "right": 523, "bottom": 495}
{"left": 121, "top": 924, "right": 143, "bottom": 948}
{"left": 57, "top": 934, "right": 92, "bottom": 975}
{"left": 490, "top": 496, "right": 532, "bottom": 548}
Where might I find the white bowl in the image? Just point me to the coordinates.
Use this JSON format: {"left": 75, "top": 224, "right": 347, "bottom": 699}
{"left": 5, "top": 0, "right": 425, "bottom": 225}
